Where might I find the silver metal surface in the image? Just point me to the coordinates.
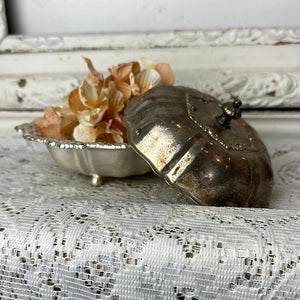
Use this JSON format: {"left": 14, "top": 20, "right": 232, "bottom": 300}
{"left": 125, "top": 85, "right": 273, "bottom": 207}
{"left": 15, "top": 122, "right": 151, "bottom": 185}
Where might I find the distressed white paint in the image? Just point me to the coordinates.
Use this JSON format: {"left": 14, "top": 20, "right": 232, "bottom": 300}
{"left": 5, "top": 0, "right": 300, "bottom": 35}
{"left": 1, "top": 46, "right": 300, "bottom": 75}
{"left": 1, "top": 69, "right": 300, "bottom": 110}
{"left": 1, "top": 45, "right": 300, "bottom": 109}
{"left": 1, "top": 0, "right": 300, "bottom": 110}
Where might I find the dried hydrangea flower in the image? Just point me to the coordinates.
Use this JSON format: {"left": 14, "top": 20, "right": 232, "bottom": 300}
{"left": 73, "top": 83, "right": 127, "bottom": 143}
{"left": 35, "top": 106, "right": 67, "bottom": 140}
{"left": 35, "top": 57, "right": 174, "bottom": 144}
{"left": 108, "top": 61, "right": 140, "bottom": 83}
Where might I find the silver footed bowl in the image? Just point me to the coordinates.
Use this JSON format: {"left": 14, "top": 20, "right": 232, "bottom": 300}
{"left": 15, "top": 122, "right": 151, "bottom": 186}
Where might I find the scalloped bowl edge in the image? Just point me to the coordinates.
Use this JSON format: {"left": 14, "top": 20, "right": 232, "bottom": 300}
{"left": 15, "top": 122, "right": 152, "bottom": 185}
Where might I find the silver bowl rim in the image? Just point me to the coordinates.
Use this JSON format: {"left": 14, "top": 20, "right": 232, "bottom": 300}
{"left": 15, "top": 122, "right": 130, "bottom": 150}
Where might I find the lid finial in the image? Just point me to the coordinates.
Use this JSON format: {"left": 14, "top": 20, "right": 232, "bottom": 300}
{"left": 216, "top": 96, "right": 242, "bottom": 128}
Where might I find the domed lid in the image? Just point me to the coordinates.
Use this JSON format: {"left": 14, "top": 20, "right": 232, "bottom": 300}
{"left": 124, "top": 85, "right": 272, "bottom": 206}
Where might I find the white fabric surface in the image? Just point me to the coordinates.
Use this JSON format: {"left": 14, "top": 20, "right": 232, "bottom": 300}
{"left": 0, "top": 137, "right": 299, "bottom": 299}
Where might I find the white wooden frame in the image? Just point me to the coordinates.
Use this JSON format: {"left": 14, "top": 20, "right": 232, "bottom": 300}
{"left": 1, "top": 0, "right": 300, "bottom": 112}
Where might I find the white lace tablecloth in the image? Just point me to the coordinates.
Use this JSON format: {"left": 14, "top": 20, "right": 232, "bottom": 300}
{"left": 0, "top": 137, "right": 300, "bottom": 299}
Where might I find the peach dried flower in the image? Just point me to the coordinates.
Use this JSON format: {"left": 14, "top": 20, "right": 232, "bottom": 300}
{"left": 109, "top": 61, "right": 140, "bottom": 83}
{"left": 83, "top": 56, "right": 104, "bottom": 93}
{"left": 35, "top": 57, "right": 174, "bottom": 144}
{"left": 35, "top": 106, "right": 66, "bottom": 140}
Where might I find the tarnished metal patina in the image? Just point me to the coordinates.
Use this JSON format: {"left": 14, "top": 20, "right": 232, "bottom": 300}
{"left": 125, "top": 85, "right": 273, "bottom": 207}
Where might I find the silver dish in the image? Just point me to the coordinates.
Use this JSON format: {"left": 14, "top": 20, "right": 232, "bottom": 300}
{"left": 15, "top": 122, "right": 151, "bottom": 186}
{"left": 125, "top": 85, "right": 273, "bottom": 207}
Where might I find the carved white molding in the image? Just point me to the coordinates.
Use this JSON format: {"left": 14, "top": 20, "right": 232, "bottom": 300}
{"left": 1, "top": 70, "right": 300, "bottom": 110}
{"left": 0, "top": 0, "right": 7, "bottom": 42}
{"left": 1, "top": 28, "right": 300, "bottom": 53}
{"left": 180, "top": 70, "right": 300, "bottom": 108}
{"left": 0, "top": 44, "right": 299, "bottom": 109}
{"left": 0, "top": 3, "right": 299, "bottom": 110}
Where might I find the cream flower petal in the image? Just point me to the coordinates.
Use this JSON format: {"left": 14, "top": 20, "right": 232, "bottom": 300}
{"left": 68, "top": 87, "right": 86, "bottom": 113}
{"left": 129, "top": 73, "right": 140, "bottom": 96}
{"left": 73, "top": 124, "right": 101, "bottom": 142}
{"left": 98, "top": 90, "right": 108, "bottom": 102}
{"left": 135, "top": 69, "right": 162, "bottom": 93}
{"left": 138, "top": 57, "right": 155, "bottom": 71}
{"left": 78, "top": 108, "right": 101, "bottom": 126}
{"left": 79, "top": 80, "right": 99, "bottom": 109}
{"left": 93, "top": 99, "right": 108, "bottom": 127}
{"left": 112, "top": 134, "right": 124, "bottom": 144}
{"left": 104, "top": 87, "right": 125, "bottom": 119}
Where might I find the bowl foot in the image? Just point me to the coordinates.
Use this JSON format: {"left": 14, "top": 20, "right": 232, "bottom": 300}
{"left": 91, "top": 174, "right": 103, "bottom": 187}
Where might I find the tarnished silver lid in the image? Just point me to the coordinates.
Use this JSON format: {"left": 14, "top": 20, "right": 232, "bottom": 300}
{"left": 125, "top": 85, "right": 273, "bottom": 207}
